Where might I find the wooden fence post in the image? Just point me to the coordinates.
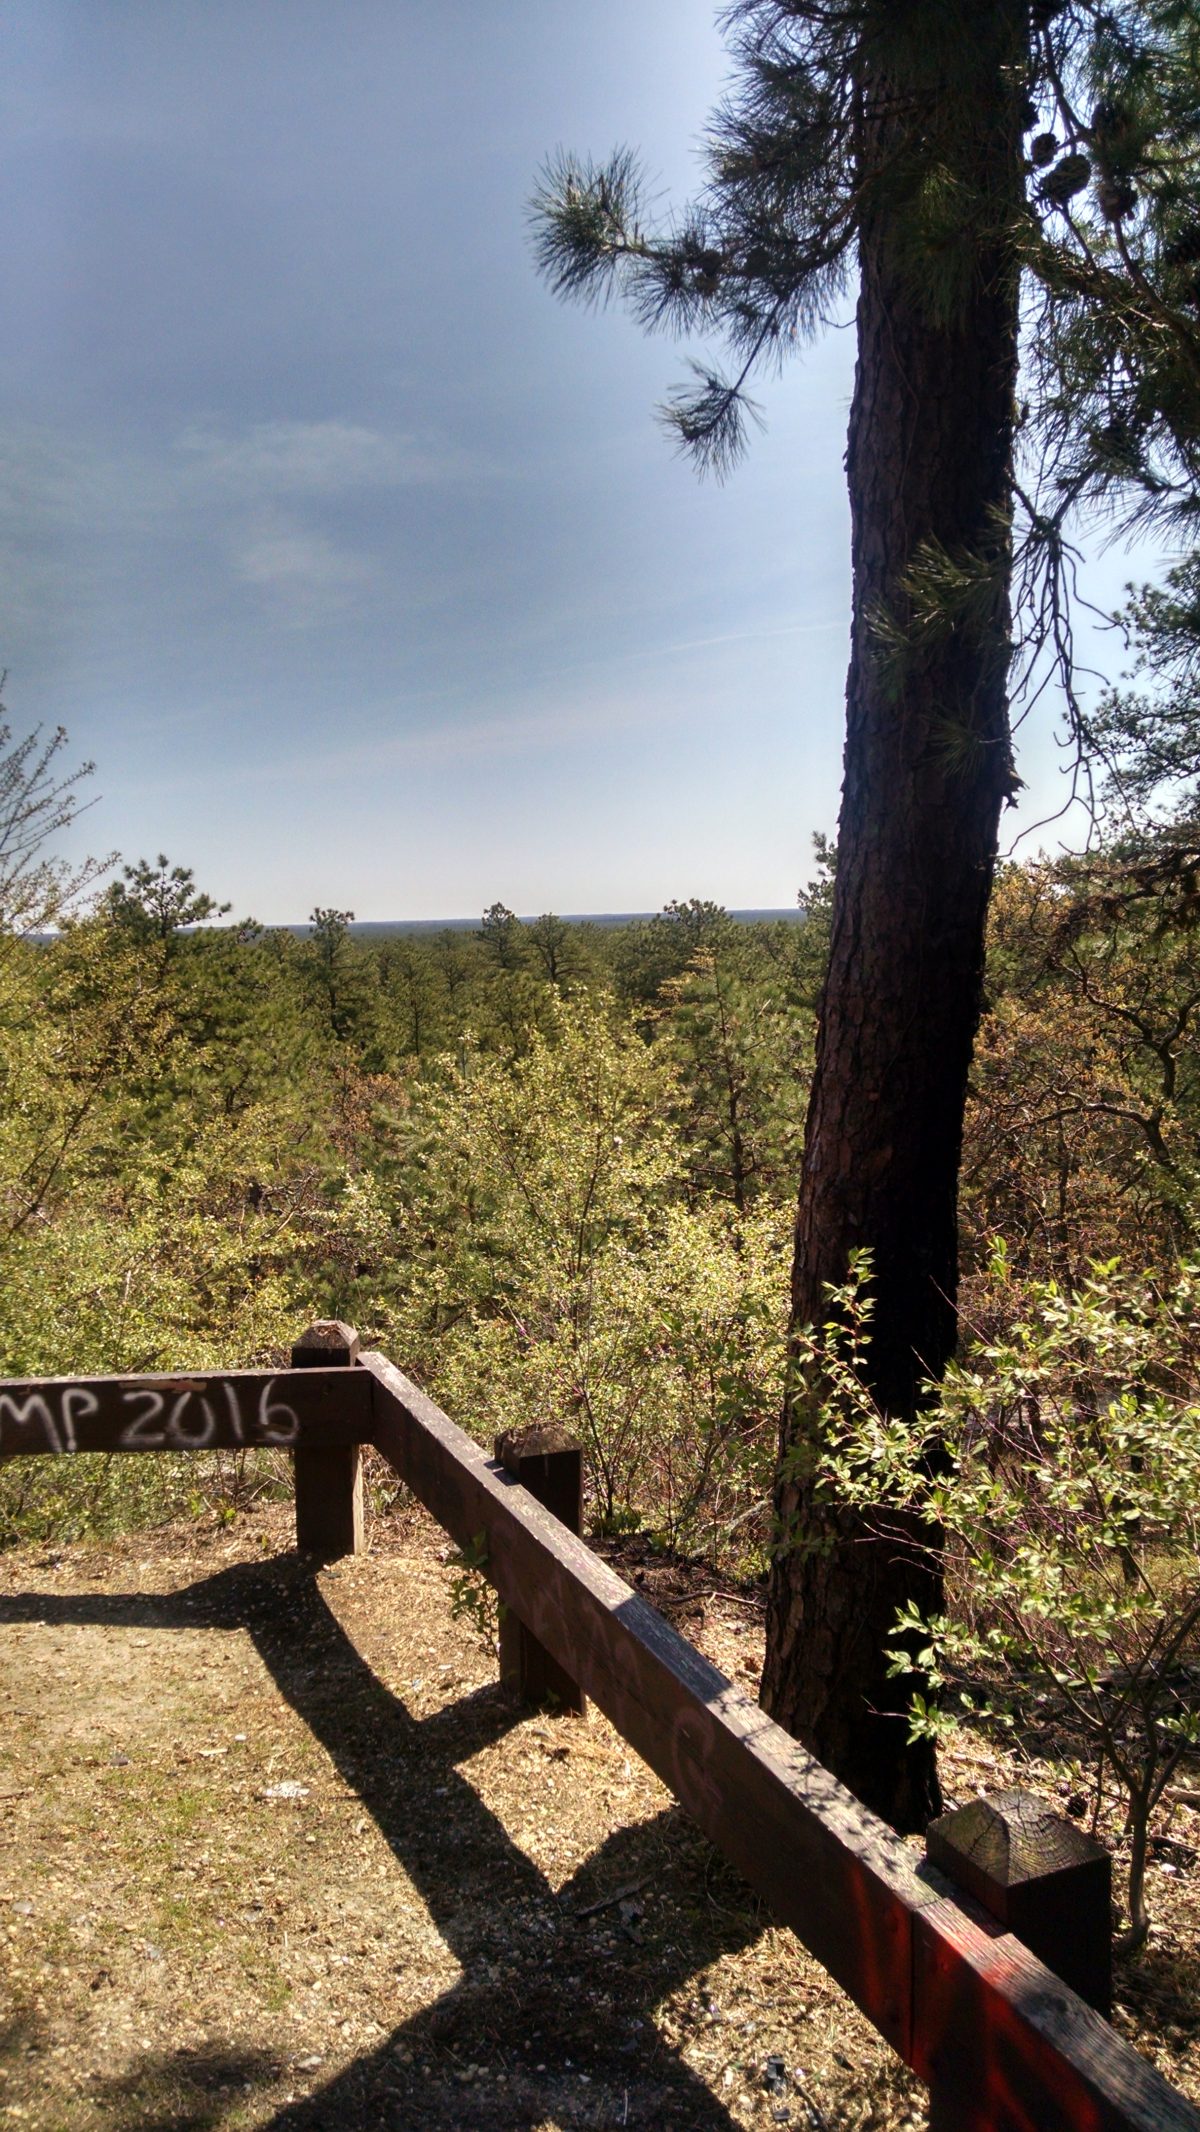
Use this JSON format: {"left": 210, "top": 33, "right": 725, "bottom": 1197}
{"left": 291, "top": 1321, "right": 364, "bottom": 1560}
{"left": 493, "top": 1423, "right": 586, "bottom": 1715}
{"left": 927, "top": 1789, "right": 1112, "bottom": 2017}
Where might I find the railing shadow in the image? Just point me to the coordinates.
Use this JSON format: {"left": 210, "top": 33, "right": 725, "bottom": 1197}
{"left": 0, "top": 1557, "right": 767, "bottom": 2128}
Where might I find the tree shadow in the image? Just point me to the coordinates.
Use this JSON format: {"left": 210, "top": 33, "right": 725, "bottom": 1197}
{"left": 0, "top": 2010, "right": 43, "bottom": 2066}
{"left": 89, "top": 2047, "right": 283, "bottom": 2132}
{"left": 0, "top": 1557, "right": 768, "bottom": 2128}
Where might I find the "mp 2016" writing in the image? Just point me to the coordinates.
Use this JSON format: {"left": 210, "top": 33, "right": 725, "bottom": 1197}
{"left": 0, "top": 1379, "right": 301, "bottom": 1455}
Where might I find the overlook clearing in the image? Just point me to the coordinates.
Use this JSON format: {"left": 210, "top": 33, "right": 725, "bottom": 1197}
{"left": 2, "top": 1325, "right": 1197, "bottom": 2132}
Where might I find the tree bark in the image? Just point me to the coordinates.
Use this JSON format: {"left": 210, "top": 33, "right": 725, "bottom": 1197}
{"left": 762, "top": 5, "right": 1028, "bottom": 1831}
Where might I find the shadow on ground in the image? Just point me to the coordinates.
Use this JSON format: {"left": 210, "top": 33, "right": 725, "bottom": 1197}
{"left": 1, "top": 1557, "right": 770, "bottom": 2128}
{"left": 90, "top": 2048, "right": 283, "bottom": 2132}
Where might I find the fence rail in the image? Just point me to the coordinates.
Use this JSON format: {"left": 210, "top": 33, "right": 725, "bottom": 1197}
{"left": 1, "top": 1330, "right": 1196, "bottom": 2132}
{"left": 0, "top": 1367, "right": 370, "bottom": 1456}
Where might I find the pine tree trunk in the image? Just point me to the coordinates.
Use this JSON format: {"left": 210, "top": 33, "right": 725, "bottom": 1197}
{"left": 762, "top": 6, "right": 1027, "bottom": 1831}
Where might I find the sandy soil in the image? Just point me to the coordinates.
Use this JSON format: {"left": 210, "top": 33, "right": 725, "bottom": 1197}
{"left": 0, "top": 1501, "right": 1196, "bottom": 2130}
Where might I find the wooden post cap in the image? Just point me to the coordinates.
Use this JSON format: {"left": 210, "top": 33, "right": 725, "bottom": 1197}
{"left": 495, "top": 1421, "right": 577, "bottom": 1464}
{"left": 291, "top": 1321, "right": 360, "bottom": 1366}
{"left": 927, "top": 1790, "right": 1109, "bottom": 1899}
{"left": 493, "top": 1425, "right": 583, "bottom": 1538}
{"left": 927, "top": 1789, "right": 1112, "bottom": 2015}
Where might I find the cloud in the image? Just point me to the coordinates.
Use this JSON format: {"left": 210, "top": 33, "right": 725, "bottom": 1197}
{"left": 174, "top": 420, "right": 488, "bottom": 620}
{"left": 0, "top": 416, "right": 481, "bottom": 643}
{"left": 217, "top": 678, "right": 696, "bottom": 789}
{"left": 232, "top": 508, "right": 377, "bottom": 621}
{"left": 177, "top": 417, "right": 475, "bottom": 496}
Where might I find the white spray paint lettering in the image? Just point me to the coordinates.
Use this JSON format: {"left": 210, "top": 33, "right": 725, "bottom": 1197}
{"left": 0, "top": 1390, "right": 67, "bottom": 1454}
{"left": 59, "top": 1386, "right": 100, "bottom": 1452}
{"left": 0, "top": 1386, "right": 99, "bottom": 1453}
{"left": 0, "top": 1379, "right": 300, "bottom": 1453}
{"left": 117, "top": 1378, "right": 300, "bottom": 1449}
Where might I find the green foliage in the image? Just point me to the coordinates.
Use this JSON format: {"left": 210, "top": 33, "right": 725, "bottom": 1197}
{"left": 655, "top": 930, "right": 811, "bottom": 1212}
{"left": 301, "top": 905, "right": 383, "bottom": 1058}
{"left": 0, "top": 718, "right": 108, "bottom": 931}
{"left": 1026, "top": 2, "right": 1200, "bottom": 542}
{"left": 8, "top": 798, "right": 1200, "bottom": 1919}
{"left": 964, "top": 855, "right": 1200, "bottom": 1272}
{"left": 0, "top": 1451, "right": 201, "bottom": 1551}
{"left": 105, "top": 855, "right": 231, "bottom": 943}
{"left": 526, "top": 911, "right": 601, "bottom": 992}
{"left": 478, "top": 902, "right": 527, "bottom": 972}
{"left": 611, "top": 899, "right": 734, "bottom": 1010}
{"left": 378, "top": 996, "right": 790, "bottom": 1554}
{"left": 448, "top": 1531, "right": 499, "bottom": 1648}
{"left": 0, "top": 878, "right": 378, "bottom": 1544}
{"left": 1084, "top": 558, "right": 1200, "bottom": 941}
{"left": 811, "top": 1248, "right": 1200, "bottom": 1945}
{"left": 0, "top": 877, "right": 810, "bottom": 1555}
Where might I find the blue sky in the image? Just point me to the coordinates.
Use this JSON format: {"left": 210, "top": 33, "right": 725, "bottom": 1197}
{"left": 0, "top": 3, "right": 1157, "bottom": 921}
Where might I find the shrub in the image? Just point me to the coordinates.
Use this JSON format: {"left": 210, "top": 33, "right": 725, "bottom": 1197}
{"left": 382, "top": 997, "right": 789, "bottom": 1554}
{"left": 810, "top": 1247, "right": 1200, "bottom": 1948}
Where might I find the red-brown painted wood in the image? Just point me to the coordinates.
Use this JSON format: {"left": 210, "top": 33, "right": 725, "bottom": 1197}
{"left": 361, "top": 1350, "right": 1200, "bottom": 2132}
{"left": 5, "top": 1339, "right": 1196, "bottom": 2130}
{"left": 913, "top": 1897, "right": 1188, "bottom": 2132}
{"left": 364, "top": 1349, "right": 928, "bottom": 2056}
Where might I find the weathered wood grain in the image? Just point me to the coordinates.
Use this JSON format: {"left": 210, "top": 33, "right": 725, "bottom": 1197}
{"left": 913, "top": 1896, "right": 1195, "bottom": 2132}
{"left": 361, "top": 1351, "right": 1200, "bottom": 2132}
{"left": 928, "top": 1791, "right": 1112, "bottom": 2016}
{"left": 0, "top": 1369, "right": 373, "bottom": 1458}
{"left": 363, "top": 1349, "right": 926, "bottom": 2055}
{"left": 7, "top": 1337, "right": 1196, "bottom": 2128}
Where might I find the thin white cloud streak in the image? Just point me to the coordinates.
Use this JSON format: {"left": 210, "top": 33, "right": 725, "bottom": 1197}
{"left": 124, "top": 685, "right": 701, "bottom": 799}
{"left": 167, "top": 609, "right": 842, "bottom": 784}
{"left": 0, "top": 416, "right": 494, "bottom": 641}
{"left": 355, "top": 615, "right": 847, "bottom": 714}
{"left": 0, "top": 417, "right": 488, "bottom": 534}
{"left": 123, "top": 621, "right": 847, "bottom": 800}
{"left": 610, "top": 616, "right": 843, "bottom": 663}
{"left": 0, "top": 415, "right": 845, "bottom": 730}
{"left": 176, "top": 417, "right": 485, "bottom": 496}
{"left": 232, "top": 509, "right": 379, "bottom": 621}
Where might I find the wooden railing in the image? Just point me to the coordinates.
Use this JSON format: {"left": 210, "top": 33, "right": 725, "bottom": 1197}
{"left": 1, "top": 1320, "right": 1197, "bottom": 2132}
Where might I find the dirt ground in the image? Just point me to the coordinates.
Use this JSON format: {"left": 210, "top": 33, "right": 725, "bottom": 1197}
{"left": 1, "top": 1499, "right": 1198, "bottom": 2132}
